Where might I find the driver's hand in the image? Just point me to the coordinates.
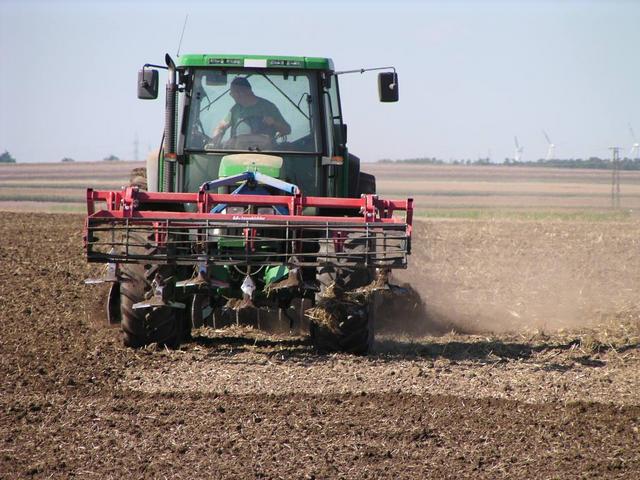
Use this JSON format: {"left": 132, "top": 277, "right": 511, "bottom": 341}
{"left": 211, "top": 131, "right": 224, "bottom": 146}
{"left": 263, "top": 116, "right": 275, "bottom": 126}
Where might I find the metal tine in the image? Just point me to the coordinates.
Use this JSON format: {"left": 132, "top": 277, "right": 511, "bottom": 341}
{"left": 84, "top": 250, "right": 120, "bottom": 284}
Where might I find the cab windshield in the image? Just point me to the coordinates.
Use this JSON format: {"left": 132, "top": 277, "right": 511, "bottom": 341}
{"left": 185, "top": 69, "right": 321, "bottom": 154}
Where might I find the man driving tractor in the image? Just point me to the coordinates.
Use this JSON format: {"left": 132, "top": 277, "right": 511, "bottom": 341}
{"left": 211, "top": 76, "right": 291, "bottom": 146}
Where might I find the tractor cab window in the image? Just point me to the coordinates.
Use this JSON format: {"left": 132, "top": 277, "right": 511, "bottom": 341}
{"left": 186, "top": 69, "right": 320, "bottom": 154}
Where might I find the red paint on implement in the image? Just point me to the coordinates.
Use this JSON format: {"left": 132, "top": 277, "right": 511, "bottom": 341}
{"left": 86, "top": 188, "right": 413, "bottom": 228}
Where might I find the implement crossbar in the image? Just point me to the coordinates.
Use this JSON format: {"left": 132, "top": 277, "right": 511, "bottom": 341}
{"left": 84, "top": 187, "right": 413, "bottom": 268}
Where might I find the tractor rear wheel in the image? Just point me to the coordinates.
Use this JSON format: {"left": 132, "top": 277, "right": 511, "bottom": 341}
{"left": 119, "top": 233, "right": 182, "bottom": 349}
{"left": 114, "top": 171, "right": 183, "bottom": 348}
{"left": 311, "top": 235, "right": 375, "bottom": 355}
{"left": 315, "top": 233, "right": 374, "bottom": 293}
{"left": 120, "top": 262, "right": 183, "bottom": 349}
{"left": 310, "top": 299, "right": 375, "bottom": 355}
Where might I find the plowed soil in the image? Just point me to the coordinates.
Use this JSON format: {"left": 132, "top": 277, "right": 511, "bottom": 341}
{"left": 1, "top": 212, "right": 639, "bottom": 479}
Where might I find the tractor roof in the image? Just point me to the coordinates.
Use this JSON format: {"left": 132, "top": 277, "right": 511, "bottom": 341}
{"left": 178, "top": 54, "right": 334, "bottom": 71}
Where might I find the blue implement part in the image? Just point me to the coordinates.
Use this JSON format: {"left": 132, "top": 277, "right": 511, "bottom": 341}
{"left": 252, "top": 171, "right": 299, "bottom": 195}
{"left": 206, "top": 171, "right": 298, "bottom": 215}
{"left": 200, "top": 172, "right": 254, "bottom": 192}
{"left": 201, "top": 171, "right": 299, "bottom": 194}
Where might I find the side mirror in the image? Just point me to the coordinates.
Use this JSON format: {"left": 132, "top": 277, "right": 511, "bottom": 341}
{"left": 137, "top": 68, "right": 159, "bottom": 99}
{"left": 378, "top": 72, "right": 399, "bottom": 102}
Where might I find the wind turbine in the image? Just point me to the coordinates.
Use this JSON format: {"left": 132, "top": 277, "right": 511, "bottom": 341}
{"left": 629, "top": 123, "right": 639, "bottom": 160}
{"left": 543, "top": 130, "right": 555, "bottom": 161}
{"left": 514, "top": 136, "right": 524, "bottom": 162}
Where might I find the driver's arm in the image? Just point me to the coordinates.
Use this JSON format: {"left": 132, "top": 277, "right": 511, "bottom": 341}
{"left": 263, "top": 104, "right": 291, "bottom": 136}
{"left": 265, "top": 116, "right": 291, "bottom": 136}
{"left": 211, "top": 119, "right": 230, "bottom": 142}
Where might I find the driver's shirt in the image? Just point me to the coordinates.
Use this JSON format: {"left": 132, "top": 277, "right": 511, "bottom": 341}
{"left": 224, "top": 97, "right": 287, "bottom": 137}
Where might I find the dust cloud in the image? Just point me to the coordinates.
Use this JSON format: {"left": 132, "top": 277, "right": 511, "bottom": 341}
{"left": 381, "top": 219, "right": 640, "bottom": 335}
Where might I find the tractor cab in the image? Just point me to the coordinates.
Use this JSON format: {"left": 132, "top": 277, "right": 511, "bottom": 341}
{"left": 138, "top": 54, "right": 398, "bottom": 198}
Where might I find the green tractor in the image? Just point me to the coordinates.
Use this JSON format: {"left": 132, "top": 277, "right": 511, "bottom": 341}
{"left": 84, "top": 53, "right": 412, "bottom": 354}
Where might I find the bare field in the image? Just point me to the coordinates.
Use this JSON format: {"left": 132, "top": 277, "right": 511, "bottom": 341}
{"left": 0, "top": 212, "right": 638, "bottom": 479}
{"left": 1, "top": 163, "right": 639, "bottom": 478}
{"left": 1, "top": 161, "right": 638, "bottom": 216}
{"left": 0, "top": 161, "right": 138, "bottom": 211}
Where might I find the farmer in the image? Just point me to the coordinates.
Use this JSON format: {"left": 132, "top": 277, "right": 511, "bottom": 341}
{"left": 211, "top": 76, "right": 291, "bottom": 145}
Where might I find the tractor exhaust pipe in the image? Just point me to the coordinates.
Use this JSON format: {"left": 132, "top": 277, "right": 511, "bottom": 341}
{"left": 163, "top": 54, "right": 177, "bottom": 192}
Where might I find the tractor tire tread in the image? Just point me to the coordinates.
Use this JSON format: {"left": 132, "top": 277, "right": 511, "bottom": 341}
{"left": 311, "top": 233, "right": 375, "bottom": 355}
{"left": 119, "top": 232, "right": 182, "bottom": 349}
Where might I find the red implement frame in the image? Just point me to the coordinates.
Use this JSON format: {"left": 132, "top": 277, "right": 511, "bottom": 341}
{"left": 85, "top": 187, "right": 413, "bottom": 268}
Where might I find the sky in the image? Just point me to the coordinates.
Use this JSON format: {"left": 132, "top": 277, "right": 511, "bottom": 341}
{"left": 1, "top": 0, "right": 639, "bottom": 163}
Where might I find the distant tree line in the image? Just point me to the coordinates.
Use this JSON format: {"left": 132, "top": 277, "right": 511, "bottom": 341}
{"left": 502, "top": 157, "right": 640, "bottom": 170}
{"left": 378, "top": 157, "right": 446, "bottom": 165}
{"left": 0, "top": 151, "right": 16, "bottom": 163}
{"left": 379, "top": 157, "right": 640, "bottom": 170}
{"left": 0, "top": 151, "right": 126, "bottom": 163}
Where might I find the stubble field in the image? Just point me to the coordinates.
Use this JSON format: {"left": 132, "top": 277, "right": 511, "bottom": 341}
{"left": 0, "top": 161, "right": 639, "bottom": 478}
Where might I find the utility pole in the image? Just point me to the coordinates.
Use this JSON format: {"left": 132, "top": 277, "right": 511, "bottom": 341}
{"left": 133, "top": 133, "right": 139, "bottom": 162}
{"left": 609, "top": 147, "right": 621, "bottom": 208}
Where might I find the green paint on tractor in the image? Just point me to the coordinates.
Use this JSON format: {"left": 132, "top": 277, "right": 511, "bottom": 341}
{"left": 219, "top": 154, "right": 283, "bottom": 179}
{"left": 264, "top": 265, "right": 289, "bottom": 285}
{"left": 178, "top": 54, "right": 334, "bottom": 71}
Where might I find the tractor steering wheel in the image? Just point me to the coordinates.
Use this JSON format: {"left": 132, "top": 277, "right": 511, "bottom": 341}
{"left": 234, "top": 116, "right": 270, "bottom": 136}
{"left": 207, "top": 116, "right": 284, "bottom": 150}
{"left": 236, "top": 116, "right": 287, "bottom": 146}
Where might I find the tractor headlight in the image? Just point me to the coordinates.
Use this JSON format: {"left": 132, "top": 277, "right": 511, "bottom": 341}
{"left": 257, "top": 207, "right": 275, "bottom": 215}
{"left": 226, "top": 206, "right": 246, "bottom": 215}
